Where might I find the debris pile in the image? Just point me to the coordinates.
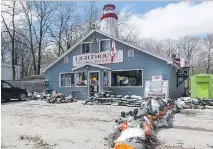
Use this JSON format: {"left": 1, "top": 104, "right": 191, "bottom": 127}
{"left": 83, "top": 93, "right": 144, "bottom": 107}
{"left": 46, "top": 93, "right": 77, "bottom": 104}
{"left": 104, "top": 97, "right": 176, "bottom": 149}
{"left": 28, "top": 91, "right": 76, "bottom": 104}
{"left": 175, "top": 97, "right": 208, "bottom": 109}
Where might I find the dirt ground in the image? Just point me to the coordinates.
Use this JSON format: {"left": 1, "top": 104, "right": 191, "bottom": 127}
{"left": 1, "top": 100, "right": 134, "bottom": 149}
{"left": 157, "top": 108, "right": 213, "bottom": 149}
{"left": 1, "top": 100, "right": 213, "bottom": 149}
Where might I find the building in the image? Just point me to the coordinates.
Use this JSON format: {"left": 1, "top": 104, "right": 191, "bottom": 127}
{"left": 43, "top": 4, "right": 186, "bottom": 99}
{"left": 1, "top": 61, "right": 21, "bottom": 80}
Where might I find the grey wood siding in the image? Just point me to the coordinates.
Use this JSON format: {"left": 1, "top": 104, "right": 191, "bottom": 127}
{"left": 45, "top": 31, "right": 184, "bottom": 99}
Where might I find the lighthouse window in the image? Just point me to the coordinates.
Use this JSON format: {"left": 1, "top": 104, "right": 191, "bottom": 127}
{"left": 81, "top": 42, "right": 90, "bottom": 54}
{"left": 100, "top": 39, "right": 110, "bottom": 52}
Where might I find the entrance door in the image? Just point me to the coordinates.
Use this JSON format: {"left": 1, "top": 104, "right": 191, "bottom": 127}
{"left": 197, "top": 83, "right": 209, "bottom": 99}
{"left": 88, "top": 71, "right": 100, "bottom": 97}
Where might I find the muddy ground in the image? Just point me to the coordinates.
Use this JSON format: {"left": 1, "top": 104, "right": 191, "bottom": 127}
{"left": 1, "top": 100, "right": 213, "bottom": 149}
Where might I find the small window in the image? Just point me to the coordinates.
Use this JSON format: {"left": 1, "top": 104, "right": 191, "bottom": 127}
{"left": 64, "top": 56, "right": 68, "bottom": 63}
{"left": 75, "top": 71, "right": 87, "bottom": 86}
{"left": 128, "top": 49, "right": 134, "bottom": 57}
{"left": 82, "top": 43, "right": 90, "bottom": 54}
{"left": 60, "top": 73, "right": 74, "bottom": 87}
{"left": 100, "top": 39, "right": 110, "bottom": 52}
{"left": 111, "top": 70, "right": 143, "bottom": 86}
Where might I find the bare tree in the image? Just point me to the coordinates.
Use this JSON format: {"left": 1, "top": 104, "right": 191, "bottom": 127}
{"left": 178, "top": 36, "right": 201, "bottom": 67}
{"left": 203, "top": 34, "right": 213, "bottom": 73}
{"left": 33, "top": 1, "right": 57, "bottom": 74}
{"left": 1, "top": 1, "right": 17, "bottom": 79}
{"left": 49, "top": 2, "right": 79, "bottom": 57}
{"left": 83, "top": 2, "right": 100, "bottom": 32}
{"left": 1, "top": 32, "right": 11, "bottom": 62}
{"left": 19, "top": 1, "right": 37, "bottom": 75}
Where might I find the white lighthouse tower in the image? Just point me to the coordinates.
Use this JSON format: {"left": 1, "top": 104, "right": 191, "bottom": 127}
{"left": 100, "top": 4, "right": 119, "bottom": 38}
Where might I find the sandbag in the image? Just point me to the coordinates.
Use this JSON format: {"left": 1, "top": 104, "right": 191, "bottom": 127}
{"left": 153, "top": 120, "right": 164, "bottom": 127}
{"left": 143, "top": 117, "right": 154, "bottom": 129}
{"left": 151, "top": 99, "right": 160, "bottom": 113}
{"left": 146, "top": 115, "right": 154, "bottom": 122}
{"left": 159, "top": 119, "right": 169, "bottom": 127}
{"left": 107, "top": 127, "right": 121, "bottom": 148}
{"left": 153, "top": 116, "right": 158, "bottom": 121}
{"left": 176, "top": 99, "right": 186, "bottom": 109}
{"left": 120, "top": 122, "right": 129, "bottom": 131}
{"left": 114, "top": 128, "right": 145, "bottom": 143}
{"left": 124, "top": 137, "right": 146, "bottom": 149}
{"left": 129, "top": 120, "right": 141, "bottom": 128}
{"left": 143, "top": 125, "right": 153, "bottom": 137}
{"left": 114, "top": 143, "right": 135, "bottom": 149}
{"left": 143, "top": 121, "right": 153, "bottom": 130}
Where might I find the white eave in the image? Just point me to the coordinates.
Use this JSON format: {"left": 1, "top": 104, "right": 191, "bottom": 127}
{"left": 42, "top": 29, "right": 175, "bottom": 73}
{"left": 72, "top": 63, "right": 111, "bottom": 71}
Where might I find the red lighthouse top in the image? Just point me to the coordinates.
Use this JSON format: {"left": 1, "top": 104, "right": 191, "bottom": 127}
{"left": 101, "top": 4, "right": 118, "bottom": 20}
{"left": 103, "top": 4, "right": 116, "bottom": 10}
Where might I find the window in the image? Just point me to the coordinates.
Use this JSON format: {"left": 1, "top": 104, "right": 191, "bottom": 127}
{"left": 2, "top": 82, "right": 12, "bottom": 88}
{"left": 60, "top": 73, "right": 74, "bottom": 87}
{"left": 81, "top": 43, "right": 90, "bottom": 54}
{"left": 75, "top": 71, "right": 87, "bottom": 86}
{"left": 100, "top": 39, "right": 110, "bottom": 52}
{"left": 64, "top": 56, "right": 68, "bottom": 63}
{"left": 111, "top": 70, "right": 142, "bottom": 86}
{"left": 128, "top": 49, "right": 134, "bottom": 57}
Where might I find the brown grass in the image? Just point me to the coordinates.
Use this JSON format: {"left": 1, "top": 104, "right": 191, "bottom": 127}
{"left": 19, "top": 135, "right": 57, "bottom": 149}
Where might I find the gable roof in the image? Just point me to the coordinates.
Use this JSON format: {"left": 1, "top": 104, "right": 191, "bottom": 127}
{"left": 42, "top": 29, "right": 175, "bottom": 73}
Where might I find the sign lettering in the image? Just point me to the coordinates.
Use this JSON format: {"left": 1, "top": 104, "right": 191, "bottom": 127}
{"left": 73, "top": 50, "right": 123, "bottom": 66}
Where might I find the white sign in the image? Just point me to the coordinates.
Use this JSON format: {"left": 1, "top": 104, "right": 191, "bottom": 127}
{"left": 144, "top": 79, "right": 169, "bottom": 98}
{"left": 152, "top": 76, "right": 163, "bottom": 81}
{"left": 162, "top": 80, "right": 169, "bottom": 98}
{"left": 144, "top": 81, "right": 152, "bottom": 97}
{"left": 73, "top": 50, "right": 123, "bottom": 66}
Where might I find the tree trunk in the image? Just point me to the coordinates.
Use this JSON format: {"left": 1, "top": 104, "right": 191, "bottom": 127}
{"left": 29, "top": 26, "right": 37, "bottom": 74}
{"left": 11, "top": 38, "right": 15, "bottom": 80}
{"left": 21, "top": 52, "right": 24, "bottom": 79}
{"left": 12, "top": 2, "right": 16, "bottom": 80}
{"left": 37, "top": 23, "right": 43, "bottom": 75}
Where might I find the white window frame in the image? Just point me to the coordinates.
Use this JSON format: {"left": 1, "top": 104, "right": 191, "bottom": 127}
{"left": 81, "top": 42, "right": 91, "bottom": 54}
{"left": 110, "top": 69, "right": 143, "bottom": 88}
{"left": 99, "top": 39, "right": 110, "bottom": 52}
{"left": 104, "top": 70, "right": 111, "bottom": 87}
{"left": 59, "top": 72, "right": 74, "bottom": 88}
{"left": 75, "top": 70, "right": 87, "bottom": 87}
